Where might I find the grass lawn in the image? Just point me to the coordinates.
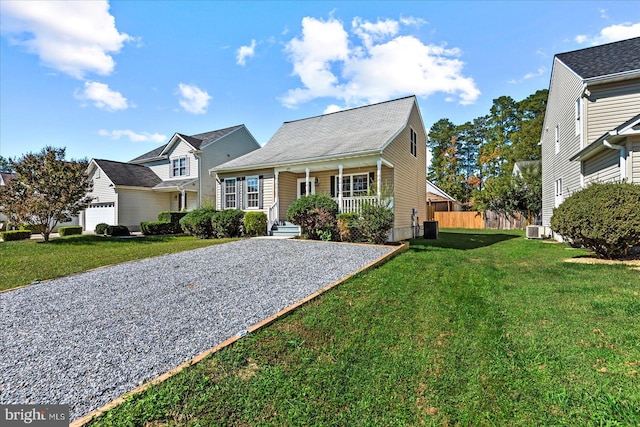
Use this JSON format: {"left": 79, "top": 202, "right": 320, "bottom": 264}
{"left": 80, "top": 230, "right": 639, "bottom": 425}
{"left": 0, "top": 235, "right": 235, "bottom": 291}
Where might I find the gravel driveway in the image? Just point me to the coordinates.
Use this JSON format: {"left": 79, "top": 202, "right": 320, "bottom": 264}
{"left": 0, "top": 238, "right": 395, "bottom": 421}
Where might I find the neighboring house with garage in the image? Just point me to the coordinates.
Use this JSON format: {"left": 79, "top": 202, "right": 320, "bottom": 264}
{"left": 541, "top": 37, "right": 640, "bottom": 233}
{"left": 82, "top": 125, "right": 260, "bottom": 231}
{"left": 211, "top": 96, "right": 427, "bottom": 241}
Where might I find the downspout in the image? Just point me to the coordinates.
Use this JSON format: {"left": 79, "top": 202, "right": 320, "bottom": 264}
{"left": 603, "top": 139, "right": 626, "bottom": 181}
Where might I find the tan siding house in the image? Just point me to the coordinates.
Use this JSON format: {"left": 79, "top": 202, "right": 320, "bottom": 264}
{"left": 541, "top": 37, "right": 640, "bottom": 234}
{"left": 82, "top": 125, "right": 260, "bottom": 231}
{"left": 212, "top": 96, "right": 427, "bottom": 241}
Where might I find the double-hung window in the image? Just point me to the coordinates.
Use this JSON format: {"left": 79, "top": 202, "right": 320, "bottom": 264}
{"left": 410, "top": 128, "right": 418, "bottom": 157}
{"left": 246, "top": 176, "right": 259, "bottom": 209}
{"left": 225, "top": 178, "right": 236, "bottom": 209}
{"left": 335, "top": 173, "right": 369, "bottom": 197}
{"left": 172, "top": 156, "right": 188, "bottom": 177}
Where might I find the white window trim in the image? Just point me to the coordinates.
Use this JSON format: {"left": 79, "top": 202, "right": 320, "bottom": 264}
{"left": 171, "top": 156, "right": 190, "bottom": 177}
{"left": 245, "top": 176, "right": 260, "bottom": 209}
{"left": 554, "top": 177, "right": 563, "bottom": 208}
{"left": 335, "top": 173, "right": 370, "bottom": 197}
{"left": 296, "top": 177, "right": 316, "bottom": 198}
{"left": 224, "top": 178, "right": 237, "bottom": 209}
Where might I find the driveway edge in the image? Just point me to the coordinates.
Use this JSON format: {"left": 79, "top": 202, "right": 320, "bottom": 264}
{"left": 71, "top": 242, "right": 408, "bottom": 426}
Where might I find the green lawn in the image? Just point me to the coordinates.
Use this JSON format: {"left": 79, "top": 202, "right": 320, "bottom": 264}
{"left": 85, "top": 229, "right": 640, "bottom": 426}
{"left": 0, "top": 235, "right": 235, "bottom": 291}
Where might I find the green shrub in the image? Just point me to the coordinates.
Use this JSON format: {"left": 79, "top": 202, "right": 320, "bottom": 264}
{"left": 359, "top": 201, "right": 394, "bottom": 244}
{"left": 157, "top": 211, "right": 187, "bottom": 233}
{"left": 287, "top": 194, "right": 339, "bottom": 240}
{"left": 58, "top": 226, "right": 82, "bottom": 236}
{"left": 95, "top": 223, "right": 109, "bottom": 235}
{"left": 337, "top": 212, "right": 362, "bottom": 242}
{"left": 244, "top": 211, "right": 268, "bottom": 237}
{"left": 179, "top": 206, "right": 217, "bottom": 239}
{"left": 107, "top": 225, "right": 130, "bottom": 237}
{"left": 140, "top": 221, "right": 175, "bottom": 235}
{"left": 21, "top": 224, "right": 45, "bottom": 234}
{"left": 1, "top": 230, "right": 32, "bottom": 241}
{"left": 211, "top": 209, "right": 245, "bottom": 238}
{"left": 550, "top": 182, "right": 640, "bottom": 259}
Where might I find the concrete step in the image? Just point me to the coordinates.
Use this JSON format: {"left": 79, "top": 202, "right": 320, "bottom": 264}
{"left": 270, "top": 221, "right": 301, "bottom": 238}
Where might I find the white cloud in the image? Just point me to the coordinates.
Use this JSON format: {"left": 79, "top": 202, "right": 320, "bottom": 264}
{"left": 575, "top": 22, "right": 640, "bottom": 45}
{"left": 98, "top": 129, "right": 166, "bottom": 143}
{"left": 399, "top": 16, "right": 427, "bottom": 27}
{"left": 323, "top": 104, "right": 344, "bottom": 114}
{"left": 75, "top": 81, "right": 128, "bottom": 111}
{"left": 281, "top": 16, "right": 479, "bottom": 109}
{"left": 177, "top": 83, "right": 211, "bottom": 114}
{"left": 0, "top": 0, "right": 132, "bottom": 79}
{"left": 236, "top": 39, "right": 257, "bottom": 66}
{"left": 508, "top": 66, "right": 547, "bottom": 84}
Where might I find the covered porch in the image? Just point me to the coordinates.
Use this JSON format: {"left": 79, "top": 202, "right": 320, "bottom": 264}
{"left": 267, "top": 155, "right": 394, "bottom": 227}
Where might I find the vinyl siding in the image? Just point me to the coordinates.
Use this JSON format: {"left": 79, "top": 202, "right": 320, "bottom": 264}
{"left": 541, "top": 59, "right": 584, "bottom": 226}
{"left": 145, "top": 140, "right": 198, "bottom": 181}
{"left": 87, "top": 167, "right": 117, "bottom": 204}
{"left": 585, "top": 80, "right": 640, "bottom": 142}
{"left": 583, "top": 149, "right": 620, "bottom": 185}
{"left": 116, "top": 189, "right": 171, "bottom": 231}
{"left": 632, "top": 142, "right": 640, "bottom": 183}
{"left": 381, "top": 103, "right": 427, "bottom": 240}
{"left": 199, "top": 127, "right": 260, "bottom": 207}
{"left": 277, "top": 172, "right": 297, "bottom": 219}
{"left": 215, "top": 169, "right": 275, "bottom": 215}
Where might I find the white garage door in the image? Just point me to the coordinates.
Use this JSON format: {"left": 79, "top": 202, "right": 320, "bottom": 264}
{"left": 85, "top": 203, "right": 115, "bottom": 231}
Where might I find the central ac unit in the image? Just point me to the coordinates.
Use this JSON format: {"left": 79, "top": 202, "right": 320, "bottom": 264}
{"left": 526, "top": 225, "right": 544, "bottom": 239}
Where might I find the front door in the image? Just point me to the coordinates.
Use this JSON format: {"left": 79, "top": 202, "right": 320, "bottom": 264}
{"left": 297, "top": 177, "right": 316, "bottom": 198}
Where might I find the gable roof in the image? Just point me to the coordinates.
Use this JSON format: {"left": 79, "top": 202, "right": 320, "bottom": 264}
{"left": 130, "top": 124, "right": 246, "bottom": 163}
{"left": 214, "top": 96, "right": 418, "bottom": 171}
{"left": 93, "top": 159, "right": 162, "bottom": 188}
{"left": 556, "top": 37, "right": 640, "bottom": 80}
{"left": 426, "top": 179, "right": 457, "bottom": 202}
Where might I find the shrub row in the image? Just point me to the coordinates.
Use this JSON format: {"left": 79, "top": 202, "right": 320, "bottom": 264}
{"left": 141, "top": 211, "right": 187, "bottom": 235}
{"left": 1, "top": 230, "right": 32, "bottom": 241}
{"left": 95, "top": 223, "right": 109, "bottom": 235}
{"left": 286, "top": 194, "right": 393, "bottom": 244}
{"left": 178, "top": 207, "right": 268, "bottom": 239}
{"left": 107, "top": 225, "right": 130, "bottom": 236}
{"left": 551, "top": 182, "right": 640, "bottom": 259}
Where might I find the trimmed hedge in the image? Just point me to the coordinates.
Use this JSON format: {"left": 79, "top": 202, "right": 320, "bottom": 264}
{"left": 95, "top": 223, "right": 109, "bottom": 235}
{"left": 287, "top": 194, "right": 339, "bottom": 240}
{"left": 211, "top": 209, "right": 245, "bottom": 238}
{"left": 157, "top": 211, "right": 186, "bottom": 233}
{"left": 244, "top": 211, "right": 268, "bottom": 237}
{"left": 550, "top": 182, "right": 640, "bottom": 259}
{"left": 58, "top": 226, "right": 83, "bottom": 236}
{"left": 107, "top": 225, "right": 130, "bottom": 237}
{"left": 140, "top": 221, "right": 174, "bottom": 235}
{"left": 180, "top": 206, "right": 217, "bottom": 239}
{"left": 21, "top": 224, "right": 45, "bottom": 234}
{"left": 1, "top": 230, "right": 32, "bottom": 241}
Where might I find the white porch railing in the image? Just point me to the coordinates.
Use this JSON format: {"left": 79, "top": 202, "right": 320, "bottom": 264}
{"left": 335, "top": 196, "right": 381, "bottom": 214}
{"left": 268, "top": 199, "right": 279, "bottom": 227}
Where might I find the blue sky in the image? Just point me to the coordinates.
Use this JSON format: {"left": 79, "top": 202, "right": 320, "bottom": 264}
{"left": 1, "top": 1, "right": 639, "bottom": 163}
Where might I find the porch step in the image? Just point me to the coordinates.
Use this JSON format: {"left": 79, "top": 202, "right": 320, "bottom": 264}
{"left": 270, "top": 221, "right": 301, "bottom": 238}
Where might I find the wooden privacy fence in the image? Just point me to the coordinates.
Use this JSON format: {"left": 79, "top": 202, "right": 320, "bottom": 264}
{"left": 433, "top": 211, "right": 484, "bottom": 229}
{"left": 433, "top": 211, "right": 527, "bottom": 230}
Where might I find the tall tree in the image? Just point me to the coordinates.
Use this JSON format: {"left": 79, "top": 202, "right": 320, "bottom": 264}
{"left": 506, "top": 89, "right": 548, "bottom": 167}
{"left": 481, "top": 96, "right": 519, "bottom": 178}
{"left": 0, "top": 156, "right": 12, "bottom": 173}
{"left": 427, "top": 118, "right": 458, "bottom": 185}
{"left": 0, "top": 147, "right": 92, "bottom": 241}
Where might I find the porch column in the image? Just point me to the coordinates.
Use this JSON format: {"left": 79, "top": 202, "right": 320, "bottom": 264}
{"left": 305, "top": 168, "right": 310, "bottom": 195}
{"left": 274, "top": 170, "right": 279, "bottom": 202}
{"left": 338, "top": 164, "right": 343, "bottom": 213}
{"left": 181, "top": 189, "right": 186, "bottom": 210}
{"left": 377, "top": 159, "right": 382, "bottom": 200}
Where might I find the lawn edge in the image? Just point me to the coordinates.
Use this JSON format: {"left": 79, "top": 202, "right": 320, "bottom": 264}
{"left": 71, "top": 241, "right": 409, "bottom": 427}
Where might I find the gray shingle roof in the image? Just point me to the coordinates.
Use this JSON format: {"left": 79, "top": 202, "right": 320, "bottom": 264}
{"left": 214, "top": 96, "right": 416, "bottom": 171}
{"left": 130, "top": 125, "right": 245, "bottom": 162}
{"left": 556, "top": 37, "right": 640, "bottom": 79}
{"left": 94, "top": 159, "right": 162, "bottom": 188}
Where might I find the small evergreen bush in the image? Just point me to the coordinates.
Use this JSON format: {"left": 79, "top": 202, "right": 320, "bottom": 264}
{"left": 179, "top": 206, "right": 217, "bottom": 239}
{"left": 337, "top": 212, "right": 362, "bottom": 242}
{"left": 140, "top": 221, "right": 174, "bottom": 235}
{"left": 359, "top": 202, "right": 394, "bottom": 244}
{"left": 95, "top": 223, "right": 109, "bottom": 235}
{"left": 244, "top": 211, "right": 268, "bottom": 237}
{"left": 550, "top": 182, "right": 640, "bottom": 259}
{"left": 1, "top": 230, "right": 32, "bottom": 241}
{"left": 286, "top": 194, "right": 338, "bottom": 240}
{"left": 211, "top": 209, "right": 245, "bottom": 238}
{"left": 58, "top": 226, "right": 82, "bottom": 236}
{"left": 107, "top": 225, "right": 130, "bottom": 237}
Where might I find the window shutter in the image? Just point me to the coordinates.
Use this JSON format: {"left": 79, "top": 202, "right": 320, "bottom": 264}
{"left": 330, "top": 176, "right": 335, "bottom": 197}
{"left": 219, "top": 180, "right": 225, "bottom": 210}
{"left": 237, "top": 178, "right": 243, "bottom": 209}
{"left": 186, "top": 157, "right": 190, "bottom": 176}
{"left": 369, "top": 172, "right": 375, "bottom": 188}
{"left": 258, "top": 175, "right": 264, "bottom": 209}
{"left": 170, "top": 160, "right": 174, "bottom": 178}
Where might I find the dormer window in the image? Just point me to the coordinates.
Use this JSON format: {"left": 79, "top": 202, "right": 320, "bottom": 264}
{"left": 171, "top": 156, "right": 189, "bottom": 177}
